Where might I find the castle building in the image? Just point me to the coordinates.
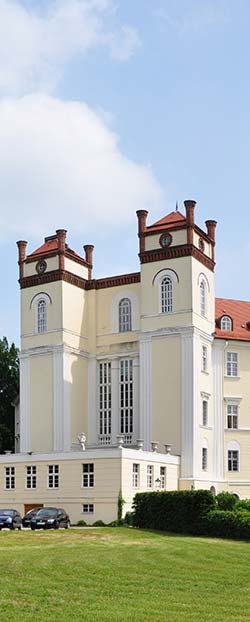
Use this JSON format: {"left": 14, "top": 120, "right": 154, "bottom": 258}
{"left": 0, "top": 200, "right": 249, "bottom": 523}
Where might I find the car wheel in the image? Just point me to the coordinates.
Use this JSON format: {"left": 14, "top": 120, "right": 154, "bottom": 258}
{"left": 54, "top": 521, "right": 60, "bottom": 529}
{"left": 18, "top": 525, "right": 21, "bottom": 531}
{"left": 31, "top": 526, "right": 36, "bottom": 531}
{"left": 65, "top": 520, "right": 70, "bottom": 529}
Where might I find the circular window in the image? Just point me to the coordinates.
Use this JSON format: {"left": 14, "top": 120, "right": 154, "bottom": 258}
{"left": 36, "top": 259, "right": 47, "bottom": 275}
{"left": 160, "top": 233, "right": 172, "bottom": 249}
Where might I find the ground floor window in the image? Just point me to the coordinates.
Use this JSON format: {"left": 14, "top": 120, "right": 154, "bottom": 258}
{"left": 147, "top": 465, "right": 153, "bottom": 489}
{"left": 5, "top": 466, "right": 15, "bottom": 489}
{"left": 26, "top": 465, "right": 37, "bottom": 489}
{"left": 132, "top": 463, "right": 139, "bottom": 488}
{"left": 83, "top": 504, "right": 94, "bottom": 514}
{"left": 48, "top": 464, "right": 59, "bottom": 488}
{"left": 160, "top": 466, "right": 166, "bottom": 489}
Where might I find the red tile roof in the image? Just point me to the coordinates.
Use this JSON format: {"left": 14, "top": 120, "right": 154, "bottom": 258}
{"left": 215, "top": 298, "right": 250, "bottom": 341}
{"left": 146, "top": 211, "right": 186, "bottom": 232}
{"left": 27, "top": 235, "right": 85, "bottom": 265}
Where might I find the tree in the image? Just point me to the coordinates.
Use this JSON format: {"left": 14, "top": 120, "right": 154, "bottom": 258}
{"left": 0, "top": 337, "right": 19, "bottom": 453}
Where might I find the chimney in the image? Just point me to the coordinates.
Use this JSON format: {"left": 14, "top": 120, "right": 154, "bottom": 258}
{"left": 136, "top": 210, "right": 148, "bottom": 254}
{"left": 16, "top": 240, "right": 27, "bottom": 280}
{"left": 205, "top": 220, "right": 217, "bottom": 261}
{"left": 56, "top": 229, "right": 67, "bottom": 271}
{"left": 84, "top": 244, "right": 94, "bottom": 279}
{"left": 184, "top": 200, "right": 196, "bottom": 245}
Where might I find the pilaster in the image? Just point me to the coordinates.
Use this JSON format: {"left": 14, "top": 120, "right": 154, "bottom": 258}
{"left": 212, "top": 341, "right": 224, "bottom": 480}
{"left": 19, "top": 354, "right": 30, "bottom": 452}
{"left": 139, "top": 335, "right": 152, "bottom": 450}
{"left": 88, "top": 356, "right": 97, "bottom": 445}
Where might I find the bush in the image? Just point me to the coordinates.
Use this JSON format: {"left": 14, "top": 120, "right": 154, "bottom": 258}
{"left": 124, "top": 512, "right": 134, "bottom": 527}
{"left": 133, "top": 490, "right": 215, "bottom": 535}
{"left": 235, "top": 499, "right": 250, "bottom": 512}
{"left": 216, "top": 492, "right": 238, "bottom": 511}
{"left": 76, "top": 520, "right": 87, "bottom": 527}
{"left": 204, "top": 509, "right": 250, "bottom": 540}
{"left": 92, "top": 520, "right": 106, "bottom": 527}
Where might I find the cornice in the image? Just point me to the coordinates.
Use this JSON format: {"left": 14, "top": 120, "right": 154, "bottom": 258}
{"left": 139, "top": 244, "right": 215, "bottom": 272}
{"left": 19, "top": 269, "right": 87, "bottom": 290}
{"left": 87, "top": 272, "right": 141, "bottom": 290}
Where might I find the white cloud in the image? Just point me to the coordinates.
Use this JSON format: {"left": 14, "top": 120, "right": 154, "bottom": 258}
{"left": 155, "top": 2, "right": 226, "bottom": 35}
{"left": 0, "top": 94, "right": 162, "bottom": 239}
{"left": 0, "top": 0, "right": 141, "bottom": 95}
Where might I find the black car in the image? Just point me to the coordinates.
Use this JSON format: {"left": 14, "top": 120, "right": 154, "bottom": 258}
{"left": 31, "top": 507, "right": 70, "bottom": 530}
{"left": 0, "top": 509, "right": 22, "bottom": 530}
{"left": 22, "top": 507, "right": 43, "bottom": 528}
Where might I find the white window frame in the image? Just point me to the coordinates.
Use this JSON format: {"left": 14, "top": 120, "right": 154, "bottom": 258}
{"left": 221, "top": 316, "right": 232, "bottom": 331}
{"left": 120, "top": 359, "right": 133, "bottom": 443}
{"left": 5, "top": 466, "right": 15, "bottom": 490}
{"left": 227, "top": 404, "right": 239, "bottom": 429}
{"left": 111, "top": 290, "right": 139, "bottom": 333}
{"left": 200, "top": 281, "right": 207, "bottom": 317}
{"left": 160, "top": 466, "right": 166, "bottom": 490}
{"left": 119, "top": 298, "right": 132, "bottom": 332}
{"left": 226, "top": 352, "right": 238, "bottom": 377}
{"left": 161, "top": 276, "right": 173, "bottom": 313}
{"left": 37, "top": 299, "right": 47, "bottom": 333}
{"left": 98, "top": 362, "right": 111, "bottom": 445}
{"left": 26, "top": 465, "right": 37, "bottom": 489}
{"left": 132, "top": 463, "right": 139, "bottom": 488}
{"left": 30, "top": 292, "right": 51, "bottom": 334}
{"left": 83, "top": 504, "right": 94, "bottom": 514}
{"left": 147, "top": 465, "right": 154, "bottom": 489}
{"left": 82, "top": 463, "right": 94, "bottom": 488}
{"left": 48, "top": 464, "right": 59, "bottom": 489}
{"left": 202, "top": 345, "right": 208, "bottom": 372}
{"left": 228, "top": 450, "right": 239, "bottom": 472}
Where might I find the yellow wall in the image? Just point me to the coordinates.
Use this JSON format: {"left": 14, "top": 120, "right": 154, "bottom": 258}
{"left": 152, "top": 335, "right": 181, "bottom": 454}
{"left": 30, "top": 354, "right": 53, "bottom": 452}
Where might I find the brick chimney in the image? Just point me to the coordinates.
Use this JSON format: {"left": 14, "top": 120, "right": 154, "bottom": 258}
{"left": 84, "top": 244, "right": 94, "bottom": 279}
{"left": 16, "top": 240, "right": 27, "bottom": 279}
{"left": 56, "top": 229, "right": 67, "bottom": 271}
{"left": 184, "top": 200, "right": 196, "bottom": 245}
{"left": 205, "top": 220, "right": 217, "bottom": 261}
{"left": 136, "top": 210, "right": 148, "bottom": 253}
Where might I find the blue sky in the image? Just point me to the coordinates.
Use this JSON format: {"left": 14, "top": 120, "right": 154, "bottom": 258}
{"left": 1, "top": 0, "right": 250, "bottom": 345}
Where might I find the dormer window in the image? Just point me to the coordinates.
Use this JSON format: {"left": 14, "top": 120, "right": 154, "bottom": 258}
{"left": 221, "top": 315, "right": 232, "bottom": 331}
{"left": 37, "top": 299, "right": 47, "bottom": 333}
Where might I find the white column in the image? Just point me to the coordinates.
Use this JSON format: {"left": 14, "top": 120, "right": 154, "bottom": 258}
{"left": 19, "top": 354, "right": 30, "bottom": 453}
{"left": 53, "top": 349, "right": 64, "bottom": 451}
{"left": 133, "top": 356, "right": 140, "bottom": 441}
{"left": 111, "top": 359, "right": 119, "bottom": 444}
{"left": 139, "top": 334, "right": 152, "bottom": 450}
{"left": 88, "top": 356, "right": 97, "bottom": 445}
{"left": 181, "top": 331, "right": 195, "bottom": 478}
{"left": 213, "top": 342, "right": 224, "bottom": 480}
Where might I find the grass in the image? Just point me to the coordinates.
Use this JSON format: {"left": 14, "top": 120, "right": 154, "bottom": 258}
{"left": 0, "top": 527, "right": 249, "bottom": 621}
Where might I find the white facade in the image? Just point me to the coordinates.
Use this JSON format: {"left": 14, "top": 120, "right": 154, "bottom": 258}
{"left": 0, "top": 201, "right": 249, "bottom": 523}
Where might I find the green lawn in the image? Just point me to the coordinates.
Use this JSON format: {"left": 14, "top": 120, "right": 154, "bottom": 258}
{"left": 0, "top": 527, "right": 249, "bottom": 621}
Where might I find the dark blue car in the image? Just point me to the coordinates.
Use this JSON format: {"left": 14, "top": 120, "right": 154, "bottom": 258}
{"left": 0, "top": 509, "right": 22, "bottom": 530}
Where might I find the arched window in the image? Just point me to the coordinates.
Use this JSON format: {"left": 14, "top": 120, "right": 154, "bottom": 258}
{"left": 37, "top": 299, "right": 47, "bottom": 333}
{"left": 119, "top": 298, "right": 132, "bottom": 332}
{"left": 200, "top": 280, "right": 206, "bottom": 317}
{"left": 221, "top": 315, "right": 232, "bottom": 331}
{"left": 161, "top": 277, "right": 172, "bottom": 313}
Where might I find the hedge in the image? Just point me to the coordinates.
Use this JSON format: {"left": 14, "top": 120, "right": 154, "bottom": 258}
{"left": 132, "top": 490, "right": 215, "bottom": 535}
{"left": 204, "top": 509, "right": 250, "bottom": 540}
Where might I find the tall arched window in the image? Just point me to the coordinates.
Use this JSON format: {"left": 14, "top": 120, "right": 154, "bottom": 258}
{"left": 161, "top": 277, "right": 172, "bottom": 313}
{"left": 119, "top": 298, "right": 132, "bottom": 332}
{"left": 37, "top": 299, "right": 47, "bottom": 333}
{"left": 200, "top": 280, "right": 206, "bottom": 317}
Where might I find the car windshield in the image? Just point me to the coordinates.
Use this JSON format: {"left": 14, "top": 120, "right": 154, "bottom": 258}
{"left": 0, "top": 509, "right": 14, "bottom": 516}
{"left": 25, "top": 509, "right": 40, "bottom": 517}
{"left": 36, "top": 509, "right": 57, "bottom": 518}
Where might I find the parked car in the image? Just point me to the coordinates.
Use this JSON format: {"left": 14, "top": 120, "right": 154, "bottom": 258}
{"left": 31, "top": 507, "right": 70, "bottom": 530}
{"left": 0, "top": 509, "right": 22, "bottom": 530}
{"left": 22, "top": 507, "right": 43, "bottom": 528}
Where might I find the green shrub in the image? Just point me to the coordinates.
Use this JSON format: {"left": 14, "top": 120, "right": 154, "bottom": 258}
{"left": 92, "top": 520, "right": 106, "bottom": 527}
{"left": 76, "top": 520, "right": 87, "bottom": 527}
{"left": 117, "top": 489, "right": 125, "bottom": 525}
{"left": 133, "top": 490, "right": 215, "bottom": 535}
{"left": 204, "top": 508, "right": 250, "bottom": 540}
{"left": 216, "top": 492, "right": 238, "bottom": 511}
{"left": 235, "top": 499, "right": 250, "bottom": 512}
{"left": 124, "top": 511, "right": 134, "bottom": 527}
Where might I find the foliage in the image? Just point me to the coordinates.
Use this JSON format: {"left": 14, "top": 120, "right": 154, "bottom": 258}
{"left": 204, "top": 509, "right": 250, "bottom": 540}
{"left": 76, "top": 519, "right": 87, "bottom": 526}
{"left": 216, "top": 492, "right": 238, "bottom": 511}
{"left": 92, "top": 520, "right": 106, "bottom": 527}
{"left": 117, "top": 489, "right": 125, "bottom": 524}
{"left": 0, "top": 337, "right": 19, "bottom": 453}
{"left": 124, "top": 511, "right": 134, "bottom": 526}
{"left": 0, "top": 528, "right": 250, "bottom": 621}
{"left": 132, "top": 490, "right": 216, "bottom": 535}
{"left": 235, "top": 499, "right": 250, "bottom": 512}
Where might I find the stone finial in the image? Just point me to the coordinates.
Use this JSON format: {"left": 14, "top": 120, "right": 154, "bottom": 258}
{"left": 78, "top": 432, "right": 86, "bottom": 451}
